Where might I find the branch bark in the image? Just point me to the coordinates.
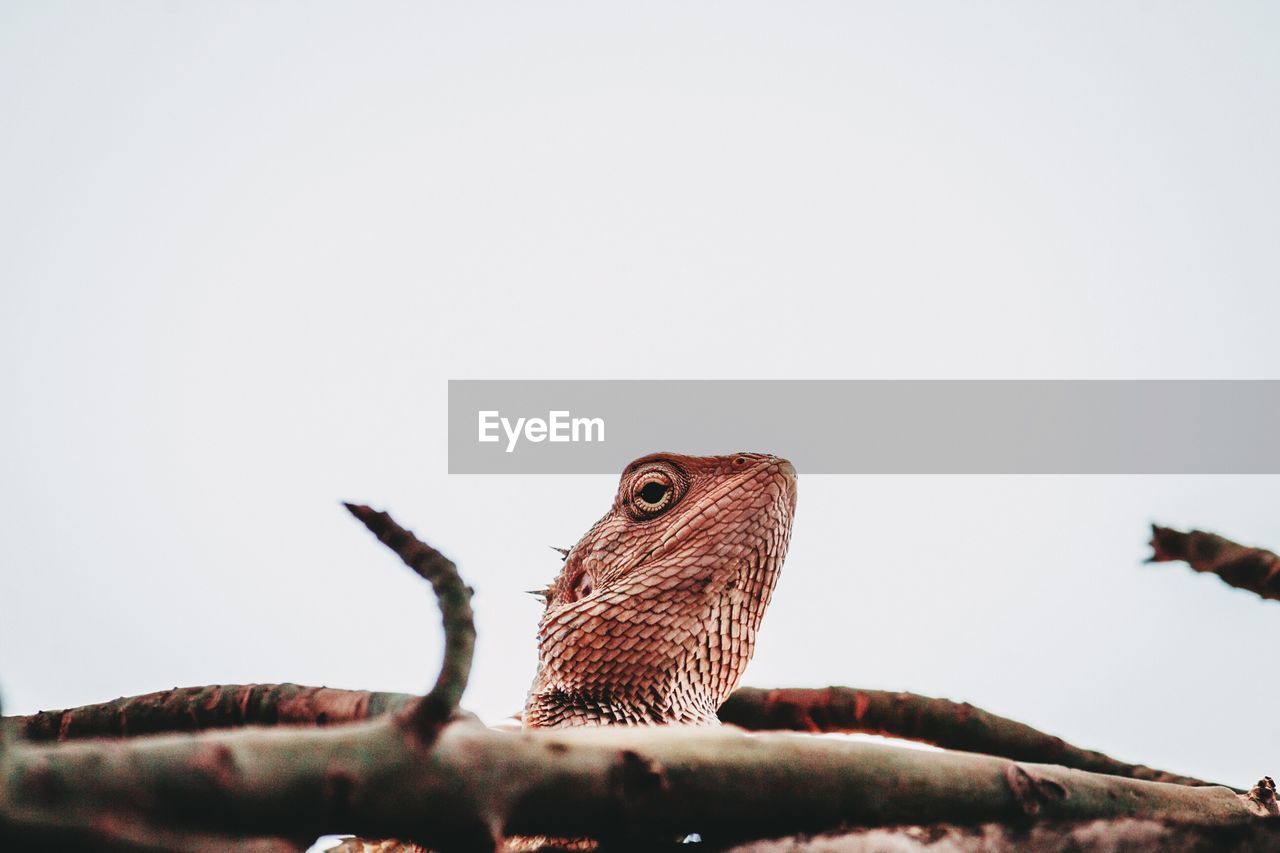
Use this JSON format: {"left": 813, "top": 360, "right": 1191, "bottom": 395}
{"left": 13, "top": 685, "right": 1224, "bottom": 789}
{"left": 4, "top": 509, "right": 1270, "bottom": 849}
{"left": 718, "top": 687, "right": 1220, "bottom": 788}
{"left": 0, "top": 716, "right": 1268, "bottom": 851}
{"left": 1149, "top": 525, "right": 1280, "bottom": 602}
{"left": 724, "top": 812, "right": 1280, "bottom": 852}
{"left": 343, "top": 503, "right": 474, "bottom": 741}
{"left": 14, "top": 685, "right": 415, "bottom": 743}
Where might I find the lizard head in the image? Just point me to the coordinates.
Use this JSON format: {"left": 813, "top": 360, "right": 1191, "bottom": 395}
{"left": 526, "top": 452, "right": 797, "bottom": 727}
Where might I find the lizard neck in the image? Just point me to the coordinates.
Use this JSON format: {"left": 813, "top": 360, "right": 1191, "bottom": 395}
{"left": 525, "top": 688, "right": 719, "bottom": 728}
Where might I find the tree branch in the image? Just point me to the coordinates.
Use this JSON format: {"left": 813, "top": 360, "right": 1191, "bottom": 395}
{"left": 343, "top": 503, "right": 475, "bottom": 741}
{"left": 722, "top": 811, "right": 1280, "bottom": 852}
{"left": 1149, "top": 525, "right": 1280, "bottom": 602}
{"left": 718, "top": 687, "right": 1220, "bottom": 788}
{"left": 0, "top": 811, "right": 307, "bottom": 853}
{"left": 14, "top": 685, "right": 416, "bottom": 743}
{"left": 2, "top": 509, "right": 1273, "bottom": 849}
{"left": 0, "top": 716, "right": 1268, "bottom": 851}
{"left": 2, "top": 504, "right": 486, "bottom": 851}
{"left": 13, "top": 684, "right": 1224, "bottom": 789}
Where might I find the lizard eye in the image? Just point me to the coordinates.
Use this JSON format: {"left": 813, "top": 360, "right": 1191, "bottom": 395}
{"left": 631, "top": 469, "right": 676, "bottom": 515}
{"left": 639, "top": 481, "right": 668, "bottom": 504}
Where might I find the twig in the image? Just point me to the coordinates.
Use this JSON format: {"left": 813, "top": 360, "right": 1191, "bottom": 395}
{"left": 718, "top": 687, "right": 1221, "bottom": 788}
{"left": 0, "top": 719, "right": 1268, "bottom": 850}
{"left": 14, "top": 685, "right": 416, "bottom": 743}
{"left": 343, "top": 503, "right": 475, "bottom": 741}
{"left": 1149, "top": 525, "right": 1280, "bottom": 602}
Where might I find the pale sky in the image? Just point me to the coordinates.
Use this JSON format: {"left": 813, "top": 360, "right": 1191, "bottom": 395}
{"left": 2, "top": 2, "right": 1277, "bottom": 787}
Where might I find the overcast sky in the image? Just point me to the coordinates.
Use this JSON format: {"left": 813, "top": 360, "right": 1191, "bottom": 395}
{"left": 2, "top": 2, "right": 1277, "bottom": 787}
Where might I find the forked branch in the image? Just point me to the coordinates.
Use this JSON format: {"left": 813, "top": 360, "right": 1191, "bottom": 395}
{"left": 14, "top": 685, "right": 1222, "bottom": 790}
{"left": 0, "top": 717, "right": 1269, "bottom": 850}
{"left": 2, "top": 511, "right": 1272, "bottom": 850}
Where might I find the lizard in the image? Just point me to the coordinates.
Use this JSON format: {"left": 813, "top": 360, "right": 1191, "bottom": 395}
{"left": 524, "top": 451, "right": 797, "bottom": 728}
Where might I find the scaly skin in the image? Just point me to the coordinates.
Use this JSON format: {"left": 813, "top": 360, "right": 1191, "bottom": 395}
{"left": 525, "top": 452, "right": 797, "bottom": 728}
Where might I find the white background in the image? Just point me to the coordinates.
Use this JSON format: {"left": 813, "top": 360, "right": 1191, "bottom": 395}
{"left": 2, "top": 2, "right": 1277, "bottom": 787}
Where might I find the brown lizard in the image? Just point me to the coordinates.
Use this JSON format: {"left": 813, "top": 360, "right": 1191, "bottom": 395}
{"left": 525, "top": 451, "right": 797, "bottom": 728}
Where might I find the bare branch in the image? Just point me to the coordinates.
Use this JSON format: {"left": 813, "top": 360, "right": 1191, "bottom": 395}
{"left": 723, "top": 816, "right": 1280, "bottom": 852}
{"left": 718, "top": 687, "right": 1221, "bottom": 788}
{"left": 1, "top": 811, "right": 306, "bottom": 853}
{"left": 1, "top": 507, "right": 1271, "bottom": 849}
{"left": 343, "top": 503, "right": 475, "bottom": 741}
{"left": 1149, "top": 525, "right": 1280, "bottom": 602}
{"left": 0, "top": 718, "right": 1267, "bottom": 850}
{"left": 14, "top": 504, "right": 470, "bottom": 748}
{"left": 15, "top": 685, "right": 416, "bottom": 743}
{"left": 11, "top": 684, "right": 1226, "bottom": 793}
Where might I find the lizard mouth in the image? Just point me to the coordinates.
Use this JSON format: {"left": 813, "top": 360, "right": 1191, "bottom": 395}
{"left": 776, "top": 457, "right": 798, "bottom": 500}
